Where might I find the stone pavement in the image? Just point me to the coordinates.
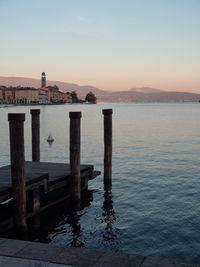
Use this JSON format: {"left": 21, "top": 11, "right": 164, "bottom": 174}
{"left": 0, "top": 237, "right": 199, "bottom": 267}
{"left": 0, "top": 256, "right": 76, "bottom": 266}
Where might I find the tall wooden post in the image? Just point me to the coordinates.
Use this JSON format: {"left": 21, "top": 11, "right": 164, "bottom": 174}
{"left": 102, "top": 109, "right": 113, "bottom": 188}
{"left": 8, "top": 113, "right": 27, "bottom": 232}
{"left": 30, "top": 109, "right": 40, "bottom": 162}
{"left": 69, "top": 112, "right": 81, "bottom": 202}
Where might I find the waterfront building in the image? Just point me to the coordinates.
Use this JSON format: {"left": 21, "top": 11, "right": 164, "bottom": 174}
{"left": 40, "top": 72, "right": 67, "bottom": 104}
{"left": 58, "top": 91, "right": 68, "bottom": 103}
{"left": 4, "top": 87, "right": 15, "bottom": 103}
{"left": 14, "top": 87, "right": 38, "bottom": 104}
{"left": 0, "top": 90, "right": 3, "bottom": 103}
{"left": 1, "top": 87, "right": 38, "bottom": 104}
{"left": 0, "top": 86, "right": 6, "bottom": 103}
{"left": 38, "top": 87, "right": 48, "bottom": 104}
{"left": 47, "top": 85, "right": 59, "bottom": 103}
{"left": 1, "top": 71, "right": 71, "bottom": 104}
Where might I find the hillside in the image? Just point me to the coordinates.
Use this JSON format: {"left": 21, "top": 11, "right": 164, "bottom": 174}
{"left": 97, "top": 91, "right": 200, "bottom": 102}
{"left": 0, "top": 76, "right": 199, "bottom": 103}
{"left": 129, "top": 87, "right": 165, "bottom": 93}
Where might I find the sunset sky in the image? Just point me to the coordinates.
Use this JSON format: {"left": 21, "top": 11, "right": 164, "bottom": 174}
{"left": 0, "top": 0, "right": 199, "bottom": 92}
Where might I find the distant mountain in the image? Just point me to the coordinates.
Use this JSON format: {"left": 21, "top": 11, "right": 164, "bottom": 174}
{"left": 0, "top": 76, "right": 199, "bottom": 103}
{"left": 129, "top": 87, "right": 165, "bottom": 93}
{"left": 97, "top": 91, "right": 200, "bottom": 103}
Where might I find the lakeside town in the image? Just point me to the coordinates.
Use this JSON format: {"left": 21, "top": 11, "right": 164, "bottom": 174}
{"left": 0, "top": 72, "right": 97, "bottom": 105}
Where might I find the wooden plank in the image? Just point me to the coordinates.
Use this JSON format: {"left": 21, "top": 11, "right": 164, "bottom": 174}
{"left": 0, "top": 162, "right": 95, "bottom": 203}
{"left": 0, "top": 167, "right": 48, "bottom": 185}
{"left": 0, "top": 189, "right": 11, "bottom": 203}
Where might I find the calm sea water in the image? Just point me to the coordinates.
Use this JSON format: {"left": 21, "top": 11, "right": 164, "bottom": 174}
{"left": 1, "top": 103, "right": 200, "bottom": 264}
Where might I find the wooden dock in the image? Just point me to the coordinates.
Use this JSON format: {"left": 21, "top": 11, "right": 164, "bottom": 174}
{"left": 0, "top": 161, "right": 95, "bottom": 203}
{"left": 0, "top": 161, "right": 100, "bottom": 232}
{"left": 1, "top": 109, "right": 110, "bottom": 232}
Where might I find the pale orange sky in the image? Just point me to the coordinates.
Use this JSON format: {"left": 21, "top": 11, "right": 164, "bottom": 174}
{"left": 1, "top": 0, "right": 200, "bottom": 93}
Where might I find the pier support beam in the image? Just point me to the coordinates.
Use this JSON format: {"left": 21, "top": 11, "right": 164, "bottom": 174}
{"left": 8, "top": 113, "right": 27, "bottom": 233}
{"left": 69, "top": 112, "right": 81, "bottom": 203}
{"left": 102, "top": 109, "right": 113, "bottom": 189}
{"left": 30, "top": 109, "right": 40, "bottom": 162}
{"left": 27, "top": 188, "right": 41, "bottom": 213}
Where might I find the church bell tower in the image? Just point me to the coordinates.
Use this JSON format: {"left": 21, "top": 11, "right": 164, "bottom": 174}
{"left": 41, "top": 72, "right": 46, "bottom": 88}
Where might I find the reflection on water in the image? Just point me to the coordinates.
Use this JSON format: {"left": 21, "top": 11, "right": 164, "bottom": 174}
{"left": 1, "top": 103, "right": 200, "bottom": 263}
{"left": 1, "top": 188, "right": 121, "bottom": 253}
{"left": 102, "top": 190, "right": 117, "bottom": 243}
{"left": 47, "top": 141, "right": 54, "bottom": 148}
{"left": 103, "top": 190, "right": 116, "bottom": 226}
{"left": 2, "top": 190, "right": 95, "bottom": 244}
{"left": 67, "top": 211, "right": 83, "bottom": 247}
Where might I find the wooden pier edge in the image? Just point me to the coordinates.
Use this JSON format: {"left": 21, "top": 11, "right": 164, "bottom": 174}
{"left": 0, "top": 110, "right": 101, "bottom": 233}
{"left": 0, "top": 162, "right": 100, "bottom": 233}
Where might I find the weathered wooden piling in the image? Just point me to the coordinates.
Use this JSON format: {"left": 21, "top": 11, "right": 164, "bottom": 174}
{"left": 69, "top": 112, "right": 81, "bottom": 202}
{"left": 30, "top": 109, "right": 40, "bottom": 162}
{"left": 27, "top": 188, "right": 41, "bottom": 213}
{"left": 102, "top": 109, "right": 113, "bottom": 188}
{"left": 8, "top": 113, "right": 27, "bottom": 232}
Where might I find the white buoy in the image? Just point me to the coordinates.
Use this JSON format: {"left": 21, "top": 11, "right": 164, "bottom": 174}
{"left": 47, "top": 132, "right": 54, "bottom": 143}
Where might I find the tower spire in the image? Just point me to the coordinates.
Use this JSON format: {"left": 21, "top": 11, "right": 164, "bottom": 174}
{"left": 41, "top": 72, "right": 46, "bottom": 88}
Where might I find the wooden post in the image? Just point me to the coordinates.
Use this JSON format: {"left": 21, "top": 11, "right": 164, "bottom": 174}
{"left": 69, "top": 112, "right": 81, "bottom": 202}
{"left": 102, "top": 109, "right": 113, "bottom": 188}
{"left": 27, "top": 188, "right": 41, "bottom": 213}
{"left": 30, "top": 109, "right": 40, "bottom": 162}
{"left": 8, "top": 113, "right": 27, "bottom": 232}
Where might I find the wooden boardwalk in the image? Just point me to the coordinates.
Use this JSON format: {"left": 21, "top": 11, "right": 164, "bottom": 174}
{"left": 0, "top": 161, "right": 95, "bottom": 203}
